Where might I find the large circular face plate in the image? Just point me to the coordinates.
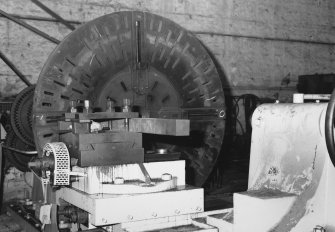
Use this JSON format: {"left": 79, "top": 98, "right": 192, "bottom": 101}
{"left": 33, "top": 11, "right": 225, "bottom": 186}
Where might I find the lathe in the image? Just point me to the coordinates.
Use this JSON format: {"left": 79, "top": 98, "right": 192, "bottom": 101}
{"left": 5, "top": 11, "right": 335, "bottom": 232}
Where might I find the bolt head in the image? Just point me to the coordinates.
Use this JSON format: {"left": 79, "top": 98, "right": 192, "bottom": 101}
{"left": 114, "top": 177, "right": 125, "bottom": 184}
{"left": 161, "top": 173, "right": 172, "bottom": 181}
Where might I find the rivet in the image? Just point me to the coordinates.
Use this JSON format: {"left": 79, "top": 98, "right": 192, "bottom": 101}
{"left": 219, "top": 110, "right": 225, "bottom": 118}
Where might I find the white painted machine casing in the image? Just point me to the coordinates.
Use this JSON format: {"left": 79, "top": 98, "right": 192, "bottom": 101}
{"left": 235, "top": 103, "right": 335, "bottom": 232}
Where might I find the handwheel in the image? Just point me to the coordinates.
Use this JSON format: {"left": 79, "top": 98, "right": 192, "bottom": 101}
{"left": 325, "top": 88, "right": 335, "bottom": 167}
{"left": 3, "top": 130, "right": 35, "bottom": 172}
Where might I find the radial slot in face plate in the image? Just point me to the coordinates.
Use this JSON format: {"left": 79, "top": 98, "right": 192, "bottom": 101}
{"left": 33, "top": 11, "right": 226, "bottom": 186}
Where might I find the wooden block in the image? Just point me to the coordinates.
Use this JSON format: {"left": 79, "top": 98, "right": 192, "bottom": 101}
{"left": 129, "top": 118, "right": 190, "bottom": 136}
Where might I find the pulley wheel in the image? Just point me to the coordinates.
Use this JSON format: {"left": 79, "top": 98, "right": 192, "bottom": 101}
{"left": 3, "top": 130, "right": 35, "bottom": 172}
{"left": 10, "top": 85, "right": 35, "bottom": 147}
{"left": 33, "top": 11, "right": 225, "bottom": 186}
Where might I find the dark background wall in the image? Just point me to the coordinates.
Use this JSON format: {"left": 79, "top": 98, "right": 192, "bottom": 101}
{"left": 1, "top": 0, "right": 335, "bottom": 101}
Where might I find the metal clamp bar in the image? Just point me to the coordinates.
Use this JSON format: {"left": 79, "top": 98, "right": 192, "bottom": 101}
{"left": 138, "top": 163, "right": 152, "bottom": 184}
{"left": 0, "top": 50, "right": 32, "bottom": 86}
{"left": 0, "top": 13, "right": 82, "bottom": 24}
{"left": 0, "top": 9, "right": 60, "bottom": 44}
{"left": 293, "top": 93, "right": 331, "bottom": 103}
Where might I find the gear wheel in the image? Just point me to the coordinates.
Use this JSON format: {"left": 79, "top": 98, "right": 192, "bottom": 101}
{"left": 10, "top": 85, "right": 35, "bottom": 147}
{"left": 3, "top": 130, "right": 36, "bottom": 172}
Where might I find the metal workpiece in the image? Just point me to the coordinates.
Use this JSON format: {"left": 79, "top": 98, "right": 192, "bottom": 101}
{"left": 65, "top": 111, "right": 139, "bottom": 122}
{"left": 60, "top": 131, "right": 144, "bottom": 166}
{"left": 129, "top": 118, "right": 190, "bottom": 136}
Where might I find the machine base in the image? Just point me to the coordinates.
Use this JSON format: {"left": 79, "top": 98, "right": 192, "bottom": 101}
{"left": 56, "top": 185, "right": 204, "bottom": 226}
